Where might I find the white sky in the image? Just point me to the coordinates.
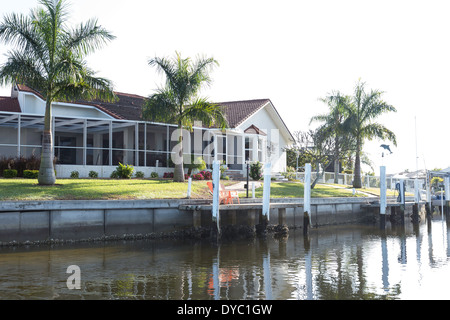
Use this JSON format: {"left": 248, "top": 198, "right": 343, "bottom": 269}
{"left": 1, "top": 0, "right": 450, "bottom": 174}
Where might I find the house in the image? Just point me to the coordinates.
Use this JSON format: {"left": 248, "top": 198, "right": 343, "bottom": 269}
{"left": 0, "top": 85, "right": 294, "bottom": 178}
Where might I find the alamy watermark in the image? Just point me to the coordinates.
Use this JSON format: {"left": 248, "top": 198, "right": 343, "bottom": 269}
{"left": 66, "top": 265, "right": 81, "bottom": 290}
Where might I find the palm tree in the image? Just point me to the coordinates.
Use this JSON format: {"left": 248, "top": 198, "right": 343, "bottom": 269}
{"left": 344, "top": 80, "right": 397, "bottom": 188}
{"left": 0, "top": 0, "right": 116, "bottom": 185}
{"left": 143, "top": 52, "right": 228, "bottom": 182}
{"left": 311, "top": 91, "right": 354, "bottom": 183}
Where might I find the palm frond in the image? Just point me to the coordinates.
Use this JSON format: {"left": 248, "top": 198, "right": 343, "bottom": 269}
{"left": 65, "top": 18, "right": 115, "bottom": 56}
{"left": 361, "top": 123, "right": 397, "bottom": 146}
{"left": 142, "top": 89, "right": 178, "bottom": 124}
{"left": 0, "top": 49, "right": 46, "bottom": 91}
{"left": 182, "top": 98, "right": 228, "bottom": 130}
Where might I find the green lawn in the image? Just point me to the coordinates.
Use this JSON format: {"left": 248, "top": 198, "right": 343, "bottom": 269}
{"left": 0, "top": 179, "right": 370, "bottom": 201}
{"left": 250, "top": 182, "right": 366, "bottom": 199}
{"left": 0, "top": 178, "right": 213, "bottom": 201}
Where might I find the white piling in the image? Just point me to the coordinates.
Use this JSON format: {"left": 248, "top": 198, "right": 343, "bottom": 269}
{"left": 262, "top": 163, "right": 272, "bottom": 220}
{"left": 212, "top": 160, "right": 220, "bottom": 232}
{"left": 441, "top": 187, "right": 444, "bottom": 220}
{"left": 304, "top": 163, "right": 312, "bottom": 226}
{"left": 380, "top": 166, "right": 386, "bottom": 215}
{"left": 445, "top": 177, "right": 450, "bottom": 202}
{"left": 414, "top": 179, "right": 420, "bottom": 204}
{"left": 187, "top": 177, "right": 192, "bottom": 199}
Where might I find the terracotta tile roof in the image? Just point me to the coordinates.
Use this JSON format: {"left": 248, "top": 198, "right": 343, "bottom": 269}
{"left": 0, "top": 97, "right": 21, "bottom": 113}
{"left": 2, "top": 85, "right": 273, "bottom": 129}
{"left": 89, "top": 92, "right": 145, "bottom": 121}
{"left": 216, "top": 99, "right": 270, "bottom": 128}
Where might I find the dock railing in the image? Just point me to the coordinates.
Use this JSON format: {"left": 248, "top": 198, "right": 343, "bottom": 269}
{"left": 294, "top": 172, "right": 426, "bottom": 197}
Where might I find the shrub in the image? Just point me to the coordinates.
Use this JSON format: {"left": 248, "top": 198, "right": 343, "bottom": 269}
{"left": 431, "top": 176, "right": 444, "bottom": 187}
{"left": 199, "top": 170, "right": 212, "bottom": 180}
{"left": 23, "top": 170, "right": 39, "bottom": 179}
{"left": 110, "top": 170, "right": 119, "bottom": 179}
{"left": 192, "top": 173, "right": 204, "bottom": 180}
{"left": 150, "top": 172, "right": 158, "bottom": 179}
{"left": 249, "top": 161, "right": 263, "bottom": 181}
{"left": 163, "top": 172, "right": 174, "bottom": 179}
{"left": 3, "top": 169, "right": 18, "bottom": 178}
{"left": 70, "top": 171, "right": 79, "bottom": 179}
{"left": 115, "top": 163, "right": 134, "bottom": 179}
{"left": 88, "top": 171, "right": 99, "bottom": 178}
{"left": 135, "top": 171, "right": 145, "bottom": 178}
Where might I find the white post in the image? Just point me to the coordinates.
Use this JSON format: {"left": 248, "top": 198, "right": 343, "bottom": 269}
{"left": 380, "top": 166, "right": 386, "bottom": 215}
{"left": 441, "top": 187, "right": 444, "bottom": 220}
{"left": 262, "top": 163, "right": 272, "bottom": 220}
{"left": 252, "top": 182, "right": 256, "bottom": 199}
{"left": 212, "top": 160, "right": 220, "bottom": 231}
{"left": 414, "top": 179, "right": 420, "bottom": 204}
{"left": 445, "top": 177, "right": 450, "bottom": 202}
{"left": 304, "top": 163, "right": 311, "bottom": 220}
{"left": 187, "top": 177, "right": 192, "bottom": 199}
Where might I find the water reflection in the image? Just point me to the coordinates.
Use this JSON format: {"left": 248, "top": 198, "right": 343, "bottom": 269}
{"left": 1, "top": 215, "right": 450, "bottom": 300}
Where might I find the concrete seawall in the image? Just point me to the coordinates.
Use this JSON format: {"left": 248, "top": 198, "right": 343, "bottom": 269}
{"left": 0, "top": 197, "right": 384, "bottom": 245}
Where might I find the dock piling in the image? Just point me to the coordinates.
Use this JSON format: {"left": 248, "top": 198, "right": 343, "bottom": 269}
{"left": 262, "top": 163, "right": 272, "bottom": 222}
{"left": 304, "top": 163, "right": 311, "bottom": 235}
{"left": 212, "top": 160, "right": 221, "bottom": 236}
{"left": 379, "top": 166, "right": 387, "bottom": 229}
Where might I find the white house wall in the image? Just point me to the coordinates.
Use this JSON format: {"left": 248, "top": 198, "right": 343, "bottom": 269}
{"left": 238, "top": 105, "right": 289, "bottom": 173}
{"left": 18, "top": 92, "right": 113, "bottom": 119}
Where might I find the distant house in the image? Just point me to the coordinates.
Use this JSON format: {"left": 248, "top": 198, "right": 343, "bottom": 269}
{"left": 0, "top": 85, "right": 294, "bottom": 178}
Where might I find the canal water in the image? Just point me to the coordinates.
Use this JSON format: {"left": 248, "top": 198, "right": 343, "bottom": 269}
{"left": 1, "top": 216, "right": 450, "bottom": 300}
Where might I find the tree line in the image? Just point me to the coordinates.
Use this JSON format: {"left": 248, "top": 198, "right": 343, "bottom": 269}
{"left": 0, "top": 0, "right": 227, "bottom": 185}
{"left": 286, "top": 80, "right": 397, "bottom": 188}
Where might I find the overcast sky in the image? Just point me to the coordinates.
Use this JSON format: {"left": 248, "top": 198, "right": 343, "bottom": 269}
{"left": 1, "top": 0, "right": 450, "bottom": 174}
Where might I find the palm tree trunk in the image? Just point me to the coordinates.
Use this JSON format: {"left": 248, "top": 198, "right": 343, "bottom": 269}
{"left": 353, "top": 140, "right": 362, "bottom": 188}
{"left": 334, "top": 136, "right": 339, "bottom": 183}
{"left": 173, "top": 123, "right": 185, "bottom": 182}
{"left": 38, "top": 99, "right": 56, "bottom": 185}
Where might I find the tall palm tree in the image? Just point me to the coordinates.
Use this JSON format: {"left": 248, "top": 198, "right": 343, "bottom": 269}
{"left": 311, "top": 91, "right": 354, "bottom": 183}
{"left": 344, "top": 80, "right": 397, "bottom": 188}
{"left": 0, "top": 0, "right": 116, "bottom": 185}
{"left": 143, "top": 52, "right": 228, "bottom": 182}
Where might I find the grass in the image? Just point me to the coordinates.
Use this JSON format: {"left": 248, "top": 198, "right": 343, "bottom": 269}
{"left": 248, "top": 182, "right": 366, "bottom": 198}
{"left": 0, "top": 178, "right": 216, "bottom": 201}
{"left": 0, "top": 179, "right": 378, "bottom": 201}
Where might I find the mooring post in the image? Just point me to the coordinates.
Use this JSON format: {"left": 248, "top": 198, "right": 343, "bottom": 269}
{"left": 399, "top": 179, "right": 405, "bottom": 224}
{"left": 445, "top": 177, "right": 450, "bottom": 217}
{"left": 212, "top": 160, "right": 221, "bottom": 236}
{"left": 187, "top": 177, "right": 192, "bottom": 199}
{"left": 380, "top": 166, "right": 387, "bottom": 229}
{"left": 262, "top": 163, "right": 272, "bottom": 227}
{"left": 425, "top": 170, "right": 432, "bottom": 217}
{"left": 304, "top": 163, "right": 311, "bottom": 235}
{"left": 412, "top": 178, "right": 420, "bottom": 223}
